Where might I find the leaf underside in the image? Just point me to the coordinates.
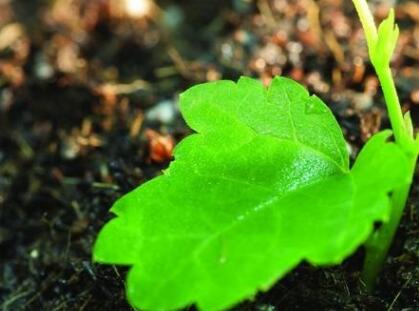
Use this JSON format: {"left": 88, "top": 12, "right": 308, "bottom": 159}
{"left": 94, "top": 77, "right": 409, "bottom": 311}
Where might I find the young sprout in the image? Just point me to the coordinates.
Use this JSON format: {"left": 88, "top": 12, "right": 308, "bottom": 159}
{"left": 351, "top": 0, "right": 418, "bottom": 290}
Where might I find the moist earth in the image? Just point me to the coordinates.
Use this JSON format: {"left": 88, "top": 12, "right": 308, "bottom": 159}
{"left": 0, "top": 0, "right": 418, "bottom": 310}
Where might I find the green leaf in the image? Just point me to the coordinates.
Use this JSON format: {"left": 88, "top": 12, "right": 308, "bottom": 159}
{"left": 371, "top": 9, "right": 399, "bottom": 68}
{"left": 93, "top": 77, "right": 409, "bottom": 311}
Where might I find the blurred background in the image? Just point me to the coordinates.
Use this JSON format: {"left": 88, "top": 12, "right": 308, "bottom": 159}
{"left": 0, "top": 0, "right": 418, "bottom": 310}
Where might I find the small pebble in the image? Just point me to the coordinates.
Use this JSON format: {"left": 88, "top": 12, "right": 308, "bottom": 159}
{"left": 258, "top": 42, "right": 286, "bottom": 66}
{"left": 145, "top": 100, "right": 177, "bottom": 124}
{"left": 257, "top": 304, "right": 277, "bottom": 311}
{"left": 352, "top": 92, "right": 373, "bottom": 111}
{"left": 30, "top": 249, "right": 39, "bottom": 259}
{"left": 34, "top": 53, "right": 54, "bottom": 80}
{"left": 286, "top": 41, "right": 303, "bottom": 65}
{"left": 61, "top": 137, "right": 80, "bottom": 160}
{"left": 221, "top": 42, "right": 234, "bottom": 61}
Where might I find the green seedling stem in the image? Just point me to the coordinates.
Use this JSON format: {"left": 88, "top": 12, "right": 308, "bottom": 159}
{"left": 351, "top": 0, "right": 418, "bottom": 290}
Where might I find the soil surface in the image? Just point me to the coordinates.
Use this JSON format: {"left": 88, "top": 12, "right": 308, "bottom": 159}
{"left": 0, "top": 0, "right": 418, "bottom": 310}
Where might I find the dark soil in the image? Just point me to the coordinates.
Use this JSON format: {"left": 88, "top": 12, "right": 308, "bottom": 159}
{"left": 0, "top": 0, "right": 418, "bottom": 310}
